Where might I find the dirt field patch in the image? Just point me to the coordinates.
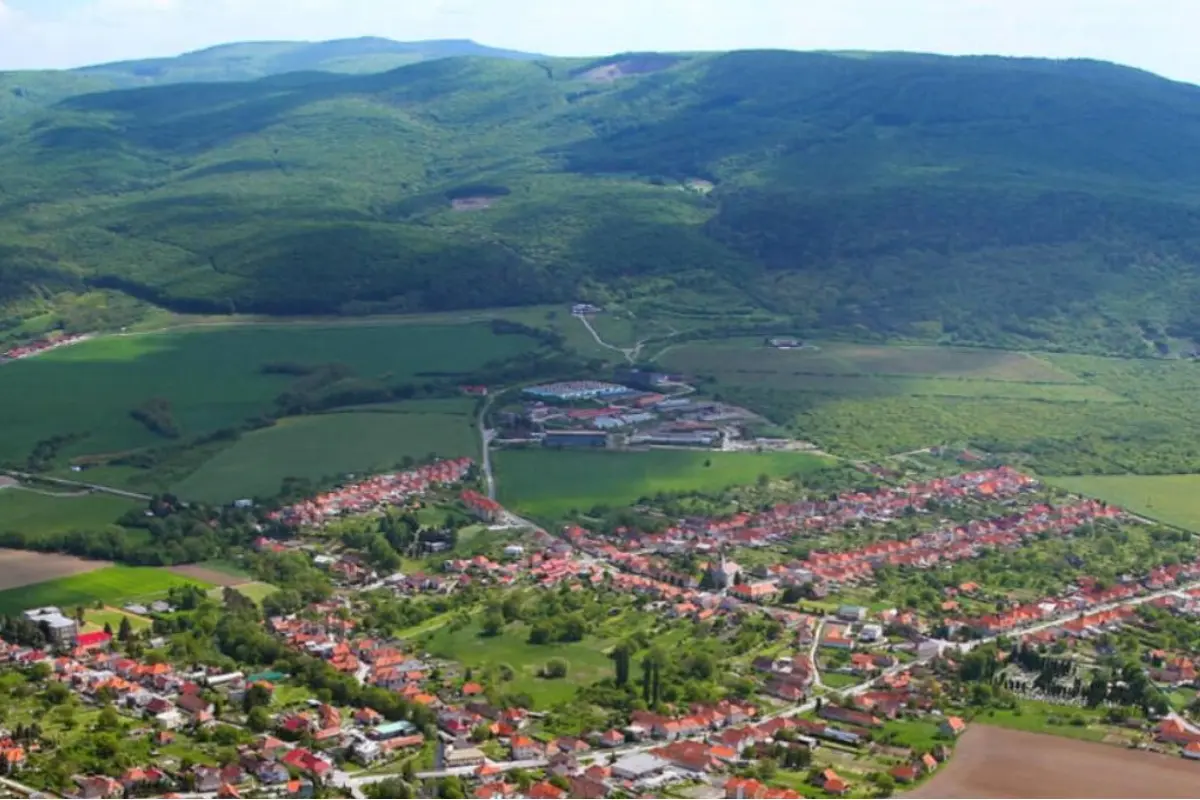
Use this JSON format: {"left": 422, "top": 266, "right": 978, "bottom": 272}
{"left": 909, "top": 725, "right": 1200, "bottom": 798}
{"left": 450, "top": 196, "right": 499, "bottom": 212}
{"left": 0, "top": 477, "right": 17, "bottom": 489}
{"left": 0, "top": 549, "right": 110, "bottom": 591}
{"left": 167, "top": 564, "right": 244, "bottom": 586}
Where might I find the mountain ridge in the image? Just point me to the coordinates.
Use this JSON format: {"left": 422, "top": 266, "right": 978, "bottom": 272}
{"left": 4, "top": 46, "right": 1200, "bottom": 354}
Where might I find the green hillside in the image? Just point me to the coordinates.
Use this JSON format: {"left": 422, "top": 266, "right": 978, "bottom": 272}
{"left": 72, "top": 38, "right": 541, "bottom": 86}
{"left": 5, "top": 49, "right": 1200, "bottom": 353}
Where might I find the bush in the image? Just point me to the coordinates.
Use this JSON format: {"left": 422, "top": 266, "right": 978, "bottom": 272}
{"left": 542, "top": 659, "right": 569, "bottom": 679}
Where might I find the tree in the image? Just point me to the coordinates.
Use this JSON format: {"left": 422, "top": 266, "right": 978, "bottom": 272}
{"left": 247, "top": 707, "right": 271, "bottom": 732}
{"left": 481, "top": 611, "right": 504, "bottom": 637}
{"left": 103, "top": 622, "right": 113, "bottom": 637}
{"left": 610, "top": 642, "right": 632, "bottom": 686}
{"left": 874, "top": 773, "right": 896, "bottom": 797}
{"left": 118, "top": 616, "right": 133, "bottom": 643}
{"left": 543, "top": 659, "right": 568, "bottom": 679}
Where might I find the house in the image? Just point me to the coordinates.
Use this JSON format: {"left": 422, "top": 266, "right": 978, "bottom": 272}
{"left": 77, "top": 775, "right": 123, "bottom": 799}
{"left": 554, "top": 736, "right": 590, "bottom": 755}
{"left": 611, "top": 753, "right": 669, "bottom": 781}
{"left": 527, "top": 782, "right": 567, "bottom": 800}
{"left": 815, "top": 768, "right": 850, "bottom": 796}
{"left": 726, "top": 777, "right": 770, "bottom": 799}
{"left": 511, "top": 735, "right": 545, "bottom": 760}
{"left": 569, "top": 775, "right": 609, "bottom": 799}
{"left": 1184, "top": 742, "right": 1200, "bottom": 760}
{"left": 837, "top": 605, "right": 867, "bottom": 622}
{"left": 177, "top": 692, "right": 214, "bottom": 718}
{"left": 282, "top": 748, "right": 333, "bottom": 779}
{"left": 353, "top": 739, "right": 382, "bottom": 765}
{"left": 193, "top": 766, "right": 224, "bottom": 793}
{"left": 819, "top": 705, "right": 882, "bottom": 729}
{"left": 890, "top": 764, "right": 919, "bottom": 784}
{"left": 0, "top": 747, "right": 25, "bottom": 774}
{"left": 598, "top": 729, "right": 625, "bottom": 748}
{"left": 940, "top": 716, "right": 967, "bottom": 737}
{"left": 255, "top": 761, "right": 291, "bottom": 785}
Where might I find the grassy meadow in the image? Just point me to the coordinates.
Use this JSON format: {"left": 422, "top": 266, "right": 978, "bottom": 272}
{"left": 0, "top": 321, "right": 535, "bottom": 463}
{"left": 0, "top": 489, "right": 139, "bottom": 538}
{"left": 656, "top": 339, "right": 1200, "bottom": 475}
{"left": 495, "top": 449, "right": 832, "bottom": 518}
{"left": 173, "top": 402, "right": 478, "bottom": 502}
{"left": 1048, "top": 474, "right": 1200, "bottom": 532}
{"left": 0, "top": 565, "right": 211, "bottom": 615}
{"left": 421, "top": 613, "right": 633, "bottom": 707}
{"left": 81, "top": 606, "right": 152, "bottom": 634}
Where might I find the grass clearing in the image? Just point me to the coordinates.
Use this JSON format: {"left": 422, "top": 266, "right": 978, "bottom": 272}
{"left": 422, "top": 616, "right": 616, "bottom": 707}
{"left": 0, "top": 489, "right": 139, "bottom": 538}
{"left": 1047, "top": 474, "right": 1200, "bottom": 532}
{"left": 970, "top": 700, "right": 1108, "bottom": 742}
{"left": 0, "top": 321, "right": 535, "bottom": 463}
{"left": 0, "top": 565, "right": 212, "bottom": 615}
{"left": 173, "top": 408, "right": 478, "bottom": 502}
{"left": 495, "top": 449, "right": 832, "bottom": 518}
{"left": 82, "top": 606, "right": 152, "bottom": 633}
{"left": 662, "top": 340, "right": 1082, "bottom": 383}
{"left": 208, "top": 581, "right": 278, "bottom": 605}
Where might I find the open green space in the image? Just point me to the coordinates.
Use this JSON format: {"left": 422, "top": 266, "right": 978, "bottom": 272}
{"left": 82, "top": 607, "right": 152, "bottom": 633}
{"left": 208, "top": 580, "right": 279, "bottom": 605}
{"left": 423, "top": 616, "right": 617, "bottom": 707}
{"left": 172, "top": 406, "right": 479, "bottom": 502}
{"left": 0, "top": 489, "right": 138, "bottom": 538}
{"left": 663, "top": 340, "right": 1083, "bottom": 383}
{"left": 0, "top": 566, "right": 212, "bottom": 615}
{"left": 0, "top": 321, "right": 535, "bottom": 463}
{"left": 495, "top": 449, "right": 833, "bottom": 518}
{"left": 1048, "top": 474, "right": 1200, "bottom": 532}
{"left": 970, "top": 700, "right": 1110, "bottom": 742}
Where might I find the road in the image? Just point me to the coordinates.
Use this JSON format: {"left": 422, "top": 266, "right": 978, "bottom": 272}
{"left": 808, "top": 620, "right": 826, "bottom": 690}
{"left": 576, "top": 313, "right": 641, "bottom": 364}
{"left": 342, "top": 757, "right": 548, "bottom": 788}
{"left": 477, "top": 393, "right": 498, "bottom": 500}
{"left": 0, "top": 470, "right": 151, "bottom": 501}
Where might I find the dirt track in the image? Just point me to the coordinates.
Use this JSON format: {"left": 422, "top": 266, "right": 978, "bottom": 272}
{"left": 0, "top": 549, "right": 110, "bottom": 591}
{"left": 909, "top": 725, "right": 1200, "bottom": 798}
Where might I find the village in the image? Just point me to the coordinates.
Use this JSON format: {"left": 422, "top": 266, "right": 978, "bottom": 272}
{"left": 4, "top": 457, "right": 1200, "bottom": 798}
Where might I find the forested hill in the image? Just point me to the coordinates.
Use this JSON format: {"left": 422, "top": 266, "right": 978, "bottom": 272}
{"left": 5, "top": 48, "right": 1200, "bottom": 352}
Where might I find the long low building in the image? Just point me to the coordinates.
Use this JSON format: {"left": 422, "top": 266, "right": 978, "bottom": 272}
{"left": 611, "top": 753, "right": 670, "bottom": 781}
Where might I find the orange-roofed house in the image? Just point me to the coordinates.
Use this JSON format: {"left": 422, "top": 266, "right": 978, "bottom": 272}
{"left": 527, "top": 781, "right": 567, "bottom": 800}
{"left": 940, "top": 716, "right": 967, "bottom": 737}
{"left": 816, "top": 769, "right": 849, "bottom": 796}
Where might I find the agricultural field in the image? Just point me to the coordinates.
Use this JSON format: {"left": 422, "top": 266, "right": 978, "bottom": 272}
{"left": 494, "top": 449, "right": 832, "bottom": 518}
{"left": 658, "top": 338, "right": 1200, "bottom": 475}
{"left": 172, "top": 403, "right": 478, "bottom": 502}
{"left": 910, "top": 725, "right": 1200, "bottom": 799}
{"left": 0, "top": 565, "right": 211, "bottom": 615}
{"left": 0, "top": 549, "right": 110, "bottom": 592}
{"left": 1048, "top": 474, "right": 1200, "bottom": 532}
{"left": 0, "top": 488, "right": 138, "bottom": 538}
{"left": 0, "top": 320, "right": 537, "bottom": 464}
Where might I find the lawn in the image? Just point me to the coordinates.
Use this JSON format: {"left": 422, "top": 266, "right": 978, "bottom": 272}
{"left": 970, "top": 700, "right": 1109, "bottom": 742}
{"left": 0, "top": 565, "right": 212, "bottom": 615}
{"left": 172, "top": 407, "right": 479, "bottom": 502}
{"left": 0, "top": 489, "right": 139, "bottom": 538}
{"left": 1047, "top": 474, "right": 1200, "bottom": 532}
{"left": 0, "top": 321, "right": 535, "bottom": 463}
{"left": 82, "top": 607, "right": 152, "bottom": 633}
{"left": 422, "top": 616, "right": 617, "bottom": 707}
{"left": 208, "top": 581, "right": 279, "bottom": 605}
{"left": 495, "top": 449, "right": 832, "bottom": 518}
{"left": 821, "top": 672, "right": 860, "bottom": 689}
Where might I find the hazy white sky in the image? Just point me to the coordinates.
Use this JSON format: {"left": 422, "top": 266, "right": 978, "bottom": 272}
{"left": 0, "top": 0, "right": 1195, "bottom": 82}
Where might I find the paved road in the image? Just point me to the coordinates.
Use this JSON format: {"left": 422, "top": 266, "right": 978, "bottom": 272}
{"left": 477, "top": 392, "right": 498, "bottom": 501}
{"left": 0, "top": 470, "right": 151, "bottom": 501}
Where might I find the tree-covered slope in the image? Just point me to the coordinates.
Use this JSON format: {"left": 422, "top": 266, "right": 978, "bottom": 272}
{"left": 6, "top": 49, "right": 1200, "bottom": 352}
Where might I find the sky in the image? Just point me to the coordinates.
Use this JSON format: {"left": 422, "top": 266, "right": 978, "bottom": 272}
{"left": 0, "top": 0, "right": 1195, "bottom": 84}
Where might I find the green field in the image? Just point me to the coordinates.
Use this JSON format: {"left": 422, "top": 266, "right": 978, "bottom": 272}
{"left": 173, "top": 405, "right": 479, "bottom": 502}
{"left": 82, "top": 607, "right": 152, "bottom": 633}
{"left": 1048, "top": 474, "right": 1200, "bottom": 532}
{"left": 208, "top": 581, "right": 279, "bottom": 605}
{"left": 971, "top": 700, "right": 1110, "bottom": 742}
{"left": 0, "top": 489, "right": 139, "bottom": 537}
{"left": 423, "top": 616, "right": 617, "bottom": 707}
{"left": 495, "top": 449, "right": 832, "bottom": 517}
{"left": 0, "top": 566, "right": 212, "bottom": 615}
{"left": 0, "top": 321, "right": 533, "bottom": 462}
